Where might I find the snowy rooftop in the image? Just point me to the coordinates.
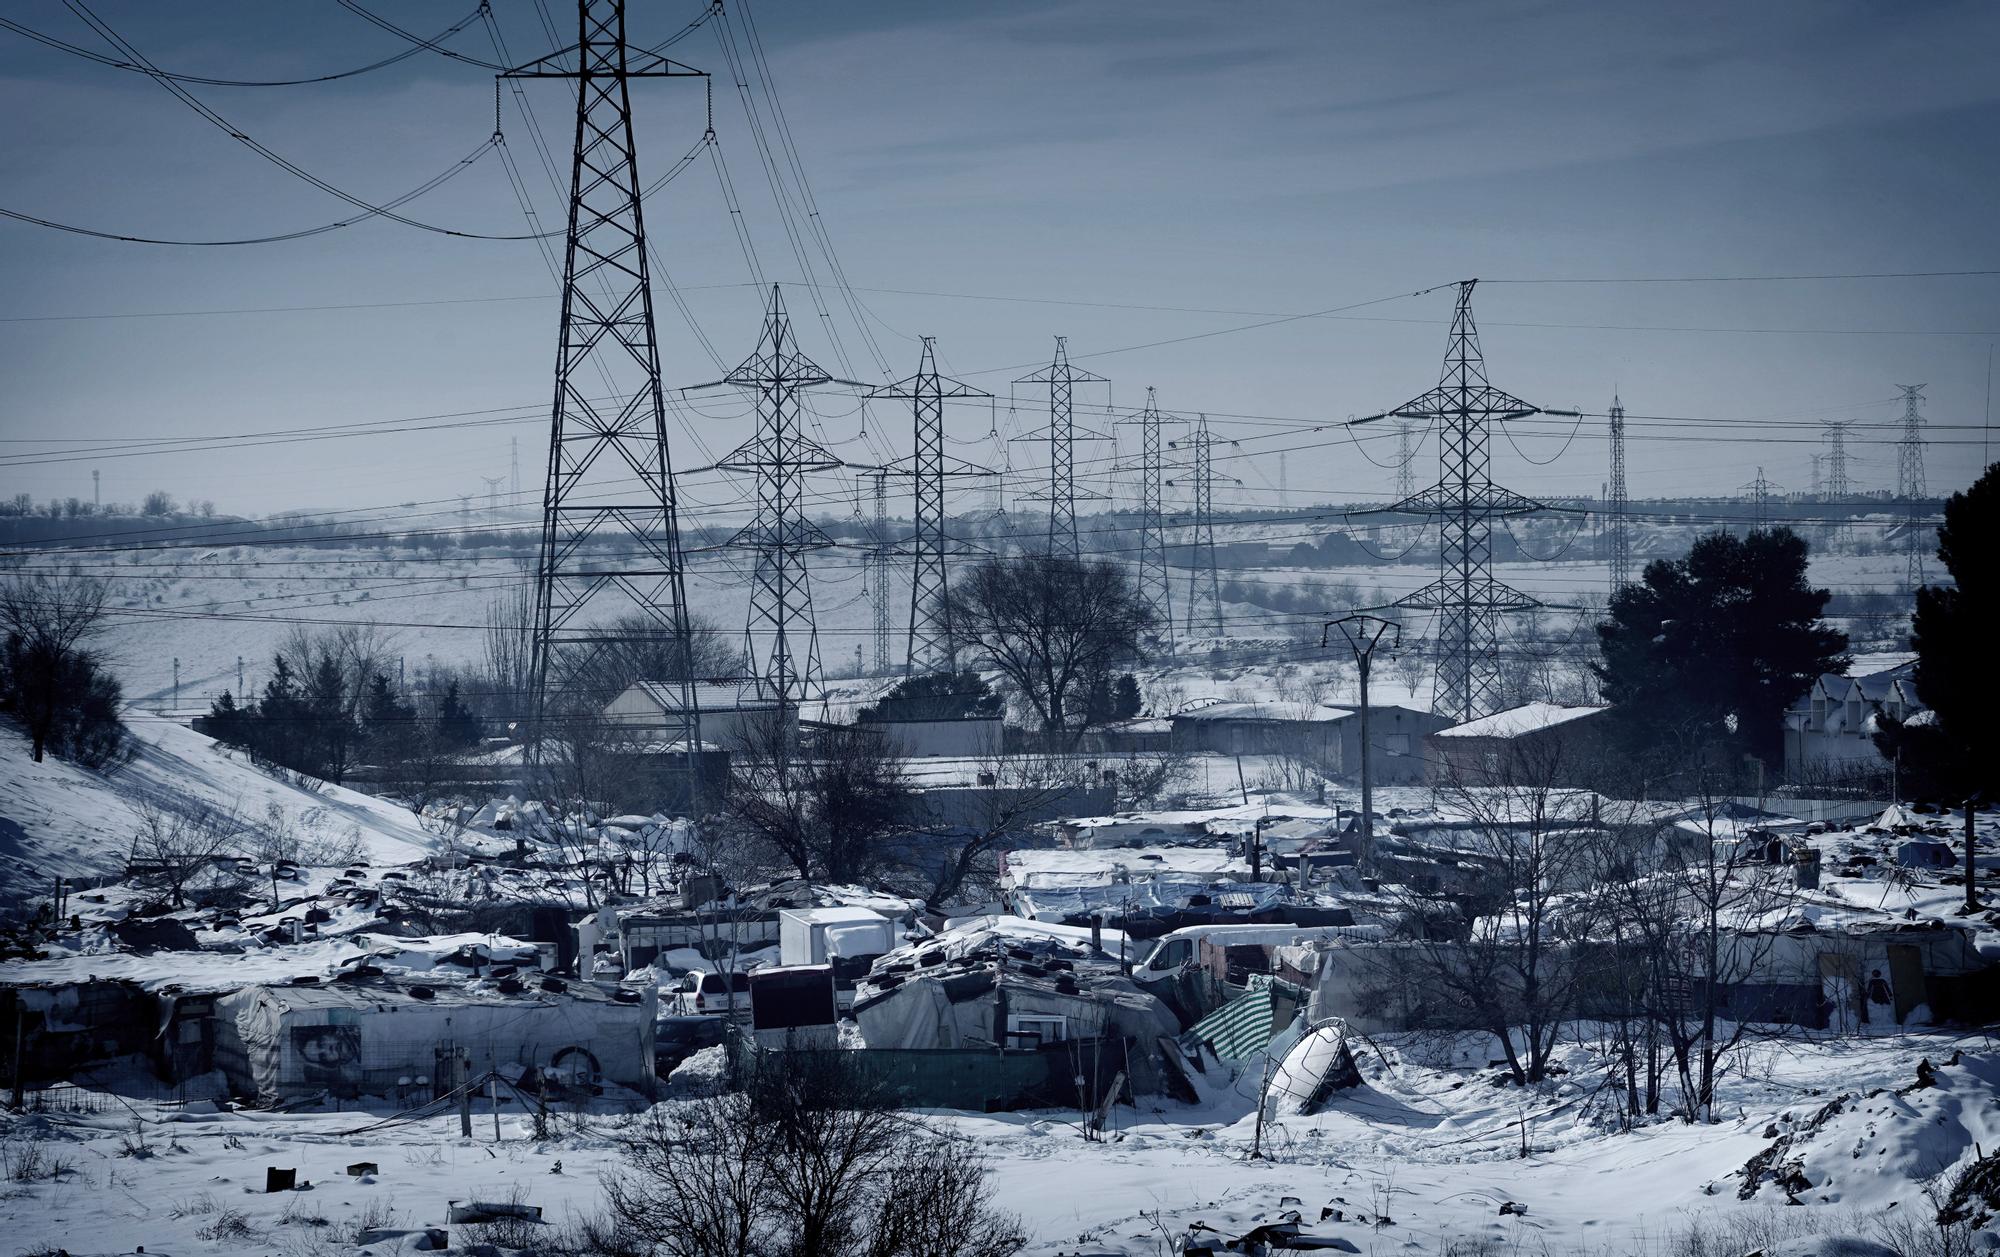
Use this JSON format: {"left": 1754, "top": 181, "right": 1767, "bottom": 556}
{"left": 1434, "top": 702, "right": 1608, "bottom": 739}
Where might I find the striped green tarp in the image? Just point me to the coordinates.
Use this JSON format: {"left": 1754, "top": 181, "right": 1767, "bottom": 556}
{"left": 1189, "top": 978, "right": 1303, "bottom": 1062}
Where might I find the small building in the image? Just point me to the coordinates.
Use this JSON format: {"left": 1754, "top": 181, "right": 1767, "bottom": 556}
{"left": 605, "top": 679, "right": 790, "bottom": 750}
{"left": 1169, "top": 700, "right": 1350, "bottom": 760}
{"left": 778, "top": 906, "right": 898, "bottom": 972}
{"left": 1426, "top": 702, "right": 1612, "bottom": 785}
{"left": 213, "top": 975, "right": 656, "bottom": 1104}
{"left": 857, "top": 715, "right": 1004, "bottom": 758}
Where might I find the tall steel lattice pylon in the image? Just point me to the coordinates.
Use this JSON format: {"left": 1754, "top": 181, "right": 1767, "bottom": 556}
{"left": 1738, "top": 466, "right": 1779, "bottom": 527}
{"left": 1394, "top": 421, "right": 1418, "bottom": 501}
{"left": 1896, "top": 384, "right": 1928, "bottom": 587}
{"left": 866, "top": 469, "right": 893, "bottom": 675}
{"left": 1115, "top": 386, "right": 1175, "bottom": 651}
{"left": 868, "top": 338, "right": 990, "bottom": 674}
{"left": 510, "top": 3, "right": 705, "bottom": 758}
{"left": 1182, "top": 414, "right": 1223, "bottom": 639}
{"left": 1015, "top": 337, "right": 1110, "bottom": 559}
{"left": 1606, "top": 396, "right": 1631, "bottom": 592}
{"left": 1821, "top": 420, "right": 1856, "bottom": 548}
{"left": 1362, "top": 280, "right": 1570, "bottom": 723}
{"left": 705, "top": 286, "right": 849, "bottom": 707}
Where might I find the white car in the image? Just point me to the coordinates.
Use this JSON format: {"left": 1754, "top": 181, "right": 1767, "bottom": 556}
{"left": 668, "top": 970, "right": 752, "bottom": 1016}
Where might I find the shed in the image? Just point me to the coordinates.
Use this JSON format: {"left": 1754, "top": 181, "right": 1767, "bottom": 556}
{"left": 1427, "top": 702, "right": 1611, "bottom": 785}
{"left": 604, "top": 679, "right": 789, "bottom": 750}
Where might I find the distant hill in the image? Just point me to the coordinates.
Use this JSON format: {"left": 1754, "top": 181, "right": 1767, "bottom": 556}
{"left": 0, "top": 717, "right": 436, "bottom": 903}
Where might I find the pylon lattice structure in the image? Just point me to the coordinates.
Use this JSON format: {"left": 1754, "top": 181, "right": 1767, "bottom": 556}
{"left": 865, "top": 470, "right": 893, "bottom": 675}
{"left": 1181, "top": 415, "right": 1223, "bottom": 639}
{"left": 1606, "top": 396, "right": 1630, "bottom": 592}
{"left": 1115, "top": 387, "right": 1174, "bottom": 652}
{"left": 1394, "top": 421, "right": 1418, "bottom": 501}
{"left": 1738, "top": 466, "right": 1778, "bottom": 527}
{"left": 1897, "top": 384, "right": 1928, "bottom": 587}
{"left": 868, "top": 338, "right": 990, "bottom": 674}
{"left": 707, "top": 286, "right": 849, "bottom": 708}
{"left": 1015, "top": 337, "right": 1110, "bottom": 560}
{"left": 1821, "top": 420, "right": 1856, "bottom": 548}
{"left": 511, "top": 3, "right": 705, "bottom": 755}
{"left": 1367, "top": 280, "right": 1565, "bottom": 723}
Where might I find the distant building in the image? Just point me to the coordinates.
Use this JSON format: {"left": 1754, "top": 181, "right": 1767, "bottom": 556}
{"left": 1783, "top": 659, "right": 1922, "bottom": 780}
{"left": 1169, "top": 700, "right": 1446, "bottom": 785}
{"left": 857, "top": 715, "right": 1004, "bottom": 758}
{"left": 604, "top": 679, "right": 790, "bottom": 749}
{"left": 1426, "top": 702, "right": 1611, "bottom": 785}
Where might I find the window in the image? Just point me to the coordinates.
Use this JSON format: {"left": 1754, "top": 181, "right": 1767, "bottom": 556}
{"left": 1005, "top": 1014, "right": 1067, "bottom": 1049}
{"left": 1483, "top": 751, "right": 1501, "bottom": 773}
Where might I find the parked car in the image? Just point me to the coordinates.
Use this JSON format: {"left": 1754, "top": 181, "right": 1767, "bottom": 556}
{"left": 667, "top": 969, "right": 752, "bottom": 1016}
{"left": 654, "top": 1014, "right": 728, "bottom": 1073}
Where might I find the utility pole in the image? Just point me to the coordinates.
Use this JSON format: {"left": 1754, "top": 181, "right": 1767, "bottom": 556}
{"left": 1896, "top": 385, "right": 1927, "bottom": 588}
{"left": 1014, "top": 337, "right": 1110, "bottom": 560}
{"left": 1352, "top": 280, "right": 1572, "bottom": 722}
{"left": 236, "top": 656, "right": 244, "bottom": 696}
{"left": 1115, "top": 387, "right": 1174, "bottom": 652}
{"left": 1322, "top": 614, "right": 1399, "bottom": 870}
{"left": 1606, "top": 396, "right": 1630, "bottom": 592}
{"left": 92, "top": 469, "right": 100, "bottom": 509}
{"left": 172, "top": 657, "right": 180, "bottom": 710}
{"left": 702, "top": 286, "right": 856, "bottom": 707}
{"left": 867, "top": 337, "right": 990, "bottom": 674}
{"left": 506, "top": 3, "right": 706, "bottom": 789}
{"left": 509, "top": 436, "right": 521, "bottom": 507}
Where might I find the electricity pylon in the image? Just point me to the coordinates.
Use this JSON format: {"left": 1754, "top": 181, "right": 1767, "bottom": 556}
{"left": 509, "top": 2, "right": 705, "bottom": 767}
{"left": 1014, "top": 337, "right": 1110, "bottom": 559}
{"left": 1737, "top": 467, "right": 1780, "bottom": 528}
{"left": 1897, "top": 384, "right": 1928, "bottom": 587}
{"left": 1115, "top": 387, "right": 1174, "bottom": 652}
{"left": 1821, "top": 420, "right": 1857, "bottom": 548}
{"left": 1168, "top": 415, "right": 1226, "bottom": 640}
{"left": 1606, "top": 396, "right": 1630, "bottom": 592}
{"left": 1394, "top": 421, "right": 1418, "bottom": 501}
{"left": 868, "top": 338, "right": 990, "bottom": 674}
{"left": 865, "top": 470, "right": 893, "bottom": 675}
{"left": 702, "top": 286, "right": 855, "bottom": 707}
{"left": 1352, "top": 280, "right": 1575, "bottom": 723}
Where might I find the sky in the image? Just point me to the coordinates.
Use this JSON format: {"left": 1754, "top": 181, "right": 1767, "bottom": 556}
{"left": 1, "top": 0, "right": 1997, "bottom": 523}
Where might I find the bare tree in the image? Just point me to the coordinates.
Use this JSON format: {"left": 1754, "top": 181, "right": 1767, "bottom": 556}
{"left": 601, "top": 1051, "right": 1023, "bottom": 1257}
{"left": 128, "top": 799, "right": 244, "bottom": 909}
{"left": 482, "top": 583, "right": 535, "bottom": 725}
{"left": 1376, "top": 735, "right": 1596, "bottom": 1085}
{"left": 0, "top": 572, "right": 121, "bottom": 764}
{"left": 902, "top": 752, "right": 1083, "bottom": 908}
{"left": 945, "top": 555, "right": 1155, "bottom": 749}
{"left": 725, "top": 717, "right": 912, "bottom": 885}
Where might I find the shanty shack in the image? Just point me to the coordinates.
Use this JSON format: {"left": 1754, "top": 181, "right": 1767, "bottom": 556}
{"left": 213, "top": 975, "right": 656, "bottom": 1104}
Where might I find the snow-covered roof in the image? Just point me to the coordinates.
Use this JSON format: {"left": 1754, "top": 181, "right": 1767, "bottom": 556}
{"left": 624, "top": 679, "right": 779, "bottom": 712}
{"left": 1434, "top": 702, "right": 1608, "bottom": 740}
{"left": 1172, "top": 701, "right": 1353, "bottom": 724}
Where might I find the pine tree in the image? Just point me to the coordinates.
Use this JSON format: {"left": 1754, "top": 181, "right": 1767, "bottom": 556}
{"left": 436, "top": 680, "right": 482, "bottom": 749}
{"left": 206, "top": 689, "right": 247, "bottom": 747}
{"left": 1596, "top": 527, "right": 1847, "bottom": 772}
{"left": 1111, "top": 673, "right": 1143, "bottom": 720}
{"left": 1904, "top": 463, "right": 1997, "bottom": 793}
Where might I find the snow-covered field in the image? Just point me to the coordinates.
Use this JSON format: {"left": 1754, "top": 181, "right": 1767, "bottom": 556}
{"left": 3, "top": 1034, "right": 1992, "bottom": 1256}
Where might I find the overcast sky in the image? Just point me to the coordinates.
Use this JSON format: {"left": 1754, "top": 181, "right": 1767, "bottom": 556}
{"left": 2, "top": 0, "right": 1996, "bottom": 521}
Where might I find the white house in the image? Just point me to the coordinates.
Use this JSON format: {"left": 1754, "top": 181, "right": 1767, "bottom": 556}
{"left": 1783, "top": 658, "right": 1921, "bottom": 778}
{"left": 603, "top": 679, "right": 789, "bottom": 749}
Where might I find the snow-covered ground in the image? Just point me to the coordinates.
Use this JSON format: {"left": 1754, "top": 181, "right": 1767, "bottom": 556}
{"left": 0, "top": 718, "right": 437, "bottom": 897}
{"left": 2, "top": 1034, "right": 1991, "bottom": 1256}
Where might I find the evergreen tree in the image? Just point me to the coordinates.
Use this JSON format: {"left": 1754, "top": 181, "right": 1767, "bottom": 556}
{"left": 1902, "top": 463, "right": 1997, "bottom": 793}
{"left": 304, "top": 654, "right": 356, "bottom": 782}
{"left": 1596, "top": 527, "right": 1847, "bottom": 771}
{"left": 253, "top": 655, "right": 307, "bottom": 771}
{"left": 1111, "top": 673, "right": 1143, "bottom": 720}
{"left": 858, "top": 669, "right": 1001, "bottom": 722}
{"left": 362, "top": 672, "right": 415, "bottom": 762}
{"left": 436, "top": 680, "right": 482, "bottom": 749}
{"left": 205, "top": 689, "right": 247, "bottom": 748}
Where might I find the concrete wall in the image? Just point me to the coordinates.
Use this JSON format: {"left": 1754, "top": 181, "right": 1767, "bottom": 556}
{"left": 863, "top": 717, "right": 1004, "bottom": 758}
